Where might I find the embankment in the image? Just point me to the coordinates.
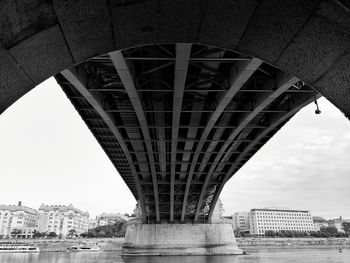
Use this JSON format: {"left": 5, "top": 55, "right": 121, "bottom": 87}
{"left": 237, "top": 237, "right": 350, "bottom": 248}
{"left": 2, "top": 237, "right": 350, "bottom": 252}
{"left": 0, "top": 238, "right": 124, "bottom": 252}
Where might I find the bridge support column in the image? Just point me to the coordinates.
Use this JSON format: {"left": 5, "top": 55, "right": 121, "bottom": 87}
{"left": 122, "top": 223, "right": 242, "bottom": 256}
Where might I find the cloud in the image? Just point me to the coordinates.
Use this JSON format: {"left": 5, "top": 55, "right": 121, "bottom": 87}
{"left": 221, "top": 98, "right": 350, "bottom": 219}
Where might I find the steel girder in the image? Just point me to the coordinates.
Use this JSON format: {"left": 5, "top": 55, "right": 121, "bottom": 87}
{"left": 55, "top": 43, "right": 318, "bottom": 222}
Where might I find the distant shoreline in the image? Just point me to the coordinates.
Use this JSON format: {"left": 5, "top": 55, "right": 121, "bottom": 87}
{"left": 237, "top": 237, "right": 350, "bottom": 248}
{"left": 1, "top": 237, "right": 349, "bottom": 252}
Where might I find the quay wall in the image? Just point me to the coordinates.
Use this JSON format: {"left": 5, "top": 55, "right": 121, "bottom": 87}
{"left": 237, "top": 237, "right": 350, "bottom": 248}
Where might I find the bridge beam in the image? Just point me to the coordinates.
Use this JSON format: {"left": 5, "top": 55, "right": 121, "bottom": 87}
{"left": 60, "top": 67, "right": 146, "bottom": 221}
{"left": 170, "top": 44, "right": 192, "bottom": 221}
{"left": 110, "top": 51, "right": 160, "bottom": 221}
{"left": 181, "top": 58, "right": 262, "bottom": 221}
{"left": 195, "top": 71, "right": 298, "bottom": 220}
{"left": 207, "top": 93, "right": 320, "bottom": 220}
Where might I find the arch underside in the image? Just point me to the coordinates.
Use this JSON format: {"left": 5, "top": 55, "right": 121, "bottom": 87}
{"left": 56, "top": 43, "right": 318, "bottom": 222}
{"left": 0, "top": 0, "right": 349, "bottom": 223}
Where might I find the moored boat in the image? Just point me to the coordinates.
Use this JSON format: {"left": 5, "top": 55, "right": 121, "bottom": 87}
{"left": 0, "top": 243, "right": 40, "bottom": 253}
{"left": 68, "top": 243, "right": 102, "bottom": 252}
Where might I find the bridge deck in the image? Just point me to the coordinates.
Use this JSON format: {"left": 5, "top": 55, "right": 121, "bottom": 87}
{"left": 55, "top": 43, "right": 317, "bottom": 222}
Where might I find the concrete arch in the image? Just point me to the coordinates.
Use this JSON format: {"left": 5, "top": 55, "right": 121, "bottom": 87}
{"left": 0, "top": 0, "right": 349, "bottom": 118}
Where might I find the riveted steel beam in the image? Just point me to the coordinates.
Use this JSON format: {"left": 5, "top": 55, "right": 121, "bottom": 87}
{"left": 170, "top": 44, "right": 192, "bottom": 221}
{"left": 109, "top": 51, "right": 160, "bottom": 221}
{"left": 207, "top": 93, "right": 321, "bottom": 220}
{"left": 195, "top": 71, "right": 299, "bottom": 220}
{"left": 60, "top": 67, "right": 146, "bottom": 221}
{"left": 181, "top": 58, "right": 263, "bottom": 221}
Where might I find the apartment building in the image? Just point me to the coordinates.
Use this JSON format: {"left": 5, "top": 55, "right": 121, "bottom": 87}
{"left": 249, "top": 208, "right": 315, "bottom": 235}
{"left": 233, "top": 212, "right": 250, "bottom": 232}
{"left": 0, "top": 201, "right": 38, "bottom": 238}
{"left": 38, "top": 204, "right": 89, "bottom": 237}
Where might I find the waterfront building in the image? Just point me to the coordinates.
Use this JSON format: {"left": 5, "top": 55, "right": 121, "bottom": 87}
{"left": 233, "top": 212, "right": 250, "bottom": 232}
{"left": 249, "top": 208, "right": 315, "bottom": 235}
{"left": 96, "top": 213, "right": 128, "bottom": 227}
{"left": 312, "top": 216, "right": 328, "bottom": 231}
{"left": 38, "top": 204, "right": 89, "bottom": 237}
{"left": 328, "top": 216, "right": 350, "bottom": 233}
{"left": 0, "top": 201, "right": 38, "bottom": 238}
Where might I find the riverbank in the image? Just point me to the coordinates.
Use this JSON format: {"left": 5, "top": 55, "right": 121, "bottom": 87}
{"left": 0, "top": 238, "right": 124, "bottom": 252}
{"left": 1, "top": 237, "right": 350, "bottom": 252}
{"left": 237, "top": 237, "right": 350, "bottom": 248}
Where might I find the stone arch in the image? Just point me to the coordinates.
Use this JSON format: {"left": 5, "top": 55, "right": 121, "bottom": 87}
{"left": 0, "top": 0, "right": 349, "bottom": 117}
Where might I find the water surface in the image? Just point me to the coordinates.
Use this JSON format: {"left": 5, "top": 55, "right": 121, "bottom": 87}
{"left": 0, "top": 248, "right": 348, "bottom": 263}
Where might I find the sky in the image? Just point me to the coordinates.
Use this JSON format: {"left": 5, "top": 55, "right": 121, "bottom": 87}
{"left": 0, "top": 78, "right": 349, "bottom": 219}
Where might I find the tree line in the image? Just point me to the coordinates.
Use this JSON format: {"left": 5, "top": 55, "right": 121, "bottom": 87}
{"left": 80, "top": 220, "right": 127, "bottom": 238}
{"left": 264, "top": 223, "right": 350, "bottom": 238}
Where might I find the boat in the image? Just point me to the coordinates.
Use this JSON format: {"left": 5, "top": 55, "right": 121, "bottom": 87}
{"left": 0, "top": 243, "right": 40, "bottom": 253}
{"left": 68, "top": 243, "right": 102, "bottom": 252}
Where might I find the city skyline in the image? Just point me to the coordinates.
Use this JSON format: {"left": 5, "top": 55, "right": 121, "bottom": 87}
{"left": 0, "top": 78, "right": 349, "bottom": 219}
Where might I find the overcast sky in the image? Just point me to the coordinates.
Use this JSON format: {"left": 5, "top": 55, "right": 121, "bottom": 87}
{"left": 0, "top": 78, "right": 349, "bottom": 219}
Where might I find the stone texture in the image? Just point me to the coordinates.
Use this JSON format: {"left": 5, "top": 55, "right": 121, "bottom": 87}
{"left": 157, "top": 0, "right": 204, "bottom": 43}
{"left": 123, "top": 223, "right": 242, "bottom": 255}
{"left": 314, "top": 53, "right": 350, "bottom": 117}
{"left": 198, "top": 0, "right": 258, "bottom": 50}
{"left": 238, "top": 0, "right": 321, "bottom": 64}
{"left": 0, "top": 0, "right": 57, "bottom": 49}
{"left": 9, "top": 25, "right": 74, "bottom": 84}
{"left": 0, "top": 48, "right": 34, "bottom": 113}
{"left": 275, "top": 0, "right": 350, "bottom": 85}
{"left": 110, "top": 0, "right": 158, "bottom": 50}
{"left": 53, "top": 0, "right": 113, "bottom": 63}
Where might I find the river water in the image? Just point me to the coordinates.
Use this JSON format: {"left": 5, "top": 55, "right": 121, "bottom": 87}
{"left": 0, "top": 248, "right": 349, "bottom": 263}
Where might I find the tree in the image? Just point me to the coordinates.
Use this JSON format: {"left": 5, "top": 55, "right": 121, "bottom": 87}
{"left": 68, "top": 229, "right": 77, "bottom": 239}
{"left": 265, "top": 230, "right": 276, "bottom": 237}
{"left": 32, "top": 230, "right": 44, "bottom": 239}
{"left": 87, "top": 230, "right": 97, "bottom": 238}
{"left": 342, "top": 222, "right": 350, "bottom": 234}
{"left": 48, "top": 232, "right": 58, "bottom": 238}
{"left": 97, "top": 230, "right": 106, "bottom": 238}
{"left": 320, "top": 226, "right": 338, "bottom": 237}
{"left": 11, "top": 229, "right": 22, "bottom": 239}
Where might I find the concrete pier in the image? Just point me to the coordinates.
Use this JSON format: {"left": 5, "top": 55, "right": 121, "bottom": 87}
{"left": 122, "top": 223, "right": 242, "bottom": 256}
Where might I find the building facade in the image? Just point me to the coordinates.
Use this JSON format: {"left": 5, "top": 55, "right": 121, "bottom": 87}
{"left": 233, "top": 212, "right": 250, "bottom": 232}
{"left": 0, "top": 202, "right": 38, "bottom": 238}
{"left": 249, "top": 208, "right": 315, "bottom": 235}
{"left": 38, "top": 204, "right": 89, "bottom": 237}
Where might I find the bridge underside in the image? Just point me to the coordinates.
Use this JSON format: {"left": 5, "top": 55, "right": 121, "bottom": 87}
{"left": 56, "top": 43, "right": 318, "bottom": 223}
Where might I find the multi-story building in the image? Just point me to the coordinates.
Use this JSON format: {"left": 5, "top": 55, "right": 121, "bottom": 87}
{"left": 38, "top": 204, "right": 89, "bottom": 237}
{"left": 0, "top": 201, "right": 38, "bottom": 238}
{"left": 233, "top": 212, "right": 250, "bottom": 232}
{"left": 249, "top": 208, "right": 315, "bottom": 235}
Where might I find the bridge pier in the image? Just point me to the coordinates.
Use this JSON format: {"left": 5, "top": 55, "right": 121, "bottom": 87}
{"left": 122, "top": 223, "right": 242, "bottom": 256}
